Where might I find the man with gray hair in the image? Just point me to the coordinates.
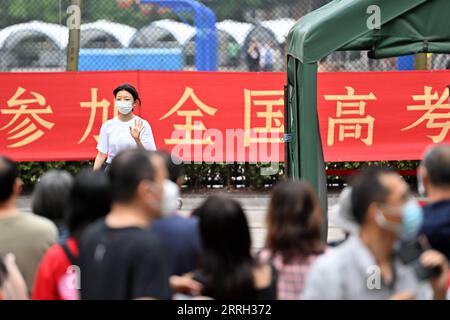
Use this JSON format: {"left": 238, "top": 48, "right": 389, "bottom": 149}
{"left": 418, "top": 143, "right": 450, "bottom": 261}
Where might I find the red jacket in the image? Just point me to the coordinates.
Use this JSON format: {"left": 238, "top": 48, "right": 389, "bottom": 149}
{"left": 32, "top": 237, "right": 79, "bottom": 300}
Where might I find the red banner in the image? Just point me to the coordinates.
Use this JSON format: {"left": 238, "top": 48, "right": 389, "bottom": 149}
{"left": 318, "top": 70, "right": 450, "bottom": 162}
{"left": 0, "top": 70, "right": 449, "bottom": 163}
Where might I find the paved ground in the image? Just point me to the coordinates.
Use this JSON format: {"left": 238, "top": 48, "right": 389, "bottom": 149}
{"left": 176, "top": 193, "right": 345, "bottom": 249}
{"left": 17, "top": 192, "right": 345, "bottom": 250}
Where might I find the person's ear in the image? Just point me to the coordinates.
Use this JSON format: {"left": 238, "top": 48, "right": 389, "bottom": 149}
{"left": 137, "top": 180, "right": 162, "bottom": 202}
{"left": 136, "top": 180, "right": 151, "bottom": 202}
{"left": 13, "top": 178, "right": 23, "bottom": 196}
{"left": 366, "top": 202, "right": 379, "bottom": 224}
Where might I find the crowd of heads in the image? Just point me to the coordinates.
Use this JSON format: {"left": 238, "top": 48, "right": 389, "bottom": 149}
{"left": 0, "top": 143, "right": 450, "bottom": 300}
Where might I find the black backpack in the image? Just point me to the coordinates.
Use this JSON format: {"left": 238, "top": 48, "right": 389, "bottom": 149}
{"left": 60, "top": 241, "right": 80, "bottom": 267}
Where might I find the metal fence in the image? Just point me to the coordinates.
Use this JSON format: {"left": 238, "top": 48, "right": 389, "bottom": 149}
{"left": 0, "top": 0, "right": 449, "bottom": 72}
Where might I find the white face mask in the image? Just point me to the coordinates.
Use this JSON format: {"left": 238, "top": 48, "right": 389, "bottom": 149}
{"left": 115, "top": 100, "right": 133, "bottom": 115}
{"left": 161, "top": 179, "right": 180, "bottom": 216}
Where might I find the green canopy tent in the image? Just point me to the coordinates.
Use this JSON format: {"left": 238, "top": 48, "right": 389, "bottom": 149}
{"left": 286, "top": 0, "right": 450, "bottom": 240}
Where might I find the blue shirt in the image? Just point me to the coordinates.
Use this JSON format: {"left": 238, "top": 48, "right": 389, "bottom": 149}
{"left": 421, "top": 199, "right": 450, "bottom": 261}
{"left": 152, "top": 215, "right": 201, "bottom": 276}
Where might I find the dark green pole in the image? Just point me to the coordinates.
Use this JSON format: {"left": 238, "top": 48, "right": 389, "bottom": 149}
{"left": 286, "top": 55, "right": 300, "bottom": 179}
{"left": 297, "top": 63, "right": 319, "bottom": 190}
{"left": 296, "top": 61, "right": 328, "bottom": 241}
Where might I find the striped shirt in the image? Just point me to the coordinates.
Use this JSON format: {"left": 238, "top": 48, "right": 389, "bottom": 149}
{"left": 258, "top": 249, "right": 321, "bottom": 300}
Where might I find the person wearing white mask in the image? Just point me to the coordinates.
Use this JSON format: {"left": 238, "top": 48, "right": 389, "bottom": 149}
{"left": 80, "top": 149, "right": 171, "bottom": 299}
{"left": 93, "top": 83, "right": 156, "bottom": 171}
{"left": 152, "top": 151, "right": 202, "bottom": 277}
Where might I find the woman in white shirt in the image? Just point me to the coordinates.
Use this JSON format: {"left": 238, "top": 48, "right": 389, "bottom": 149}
{"left": 93, "top": 83, "right": 156, "bottom": 171}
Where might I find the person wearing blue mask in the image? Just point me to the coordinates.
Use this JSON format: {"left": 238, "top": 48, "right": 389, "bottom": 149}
{"left": 304, "top": 167, "right": 449, "bottom": 300}
{"left": 93, "top": 83, "right": 156, "bottom": 172}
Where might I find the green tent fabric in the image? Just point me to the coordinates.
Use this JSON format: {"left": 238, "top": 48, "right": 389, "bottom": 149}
{"left": 286, "top": 0, "right": 450, "bottom": 241}
{"left": 288, "top": 0, "right": 450, "bottom": 62}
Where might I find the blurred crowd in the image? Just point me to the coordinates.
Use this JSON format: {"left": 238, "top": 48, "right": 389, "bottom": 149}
{"left": 1, "top": 143, "right": 450, "bottom": 300}
{"left": 246, "top": 39, "right": 283, "bottom": 72}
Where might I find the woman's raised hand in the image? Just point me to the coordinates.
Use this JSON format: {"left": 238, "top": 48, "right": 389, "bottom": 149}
{"left": 130, "top": 118, "right": 144, "bottom": 141}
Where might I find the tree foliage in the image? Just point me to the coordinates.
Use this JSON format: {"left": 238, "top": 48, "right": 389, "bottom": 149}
{"left": 0, "top": 0, "right": 319, "bottom": 30}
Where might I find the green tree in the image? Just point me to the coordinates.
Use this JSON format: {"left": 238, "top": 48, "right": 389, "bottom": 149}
{"left": 82, "top": 0, "right": 165, "bottom": 29}
{"left": 0, "top": 0, "right": 69, "bottom": 28}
